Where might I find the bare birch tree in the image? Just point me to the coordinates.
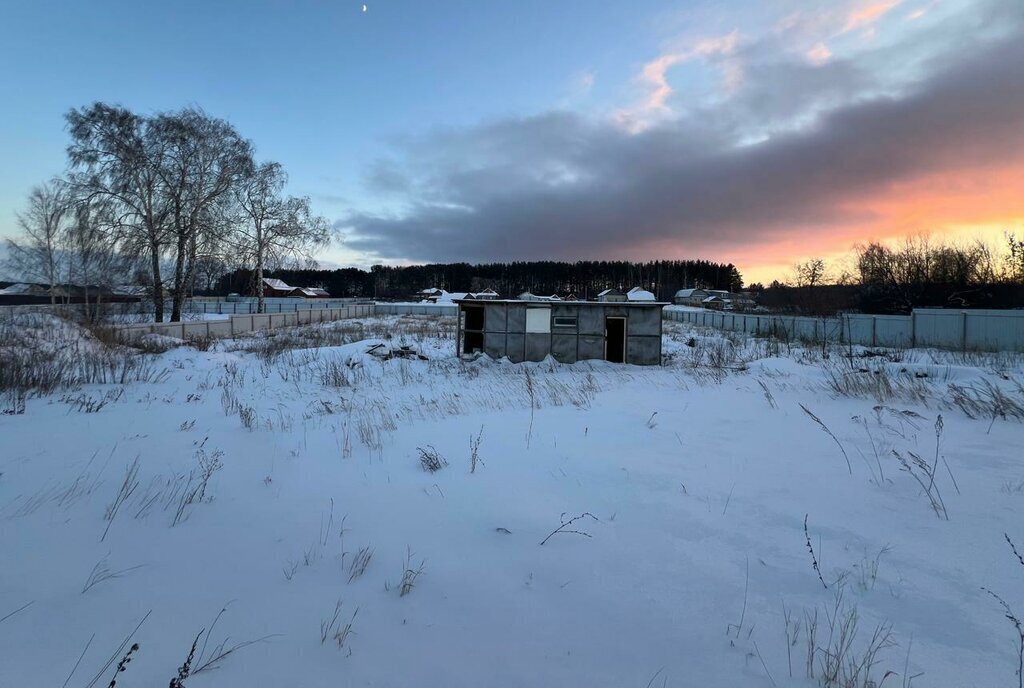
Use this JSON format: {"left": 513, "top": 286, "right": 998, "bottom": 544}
{"left": 151, "top": 109, "right": 252, "bottom": 320}
{"left": 235, "top": 162, "right": 331, "bottom": 313}
{"left": 4, "top": 180, "right": 71, "bottom": 304}
{"left": 66, "top": 103, "right": 172, "bottom": 320}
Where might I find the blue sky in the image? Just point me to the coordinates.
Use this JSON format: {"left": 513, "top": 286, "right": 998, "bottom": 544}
{"left": 2, "top": 0, "right": 1022, "bottom": 282}
{"left": 0, "top": 0, "right": 676, "bottom": 223}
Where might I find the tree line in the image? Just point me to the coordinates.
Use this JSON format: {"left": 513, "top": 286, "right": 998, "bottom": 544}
{"left": 4, "top": 103, "right": 331, "bottom": 319}
{"left": 217, "top": 259, "right": 745, "bottom": 301}
{"left": 763, "top": 235, "right": 1024, "bottom": 314}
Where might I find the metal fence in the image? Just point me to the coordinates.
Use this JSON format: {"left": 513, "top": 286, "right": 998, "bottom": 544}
{"left": 372, "top": 303, "right": 458, "bottom": 316}
{"left": 114, "top": 305, "right": 374, "bottom": 343}
{"left": 664, "top": 307, "right": 1024, "bottom": 352}
{"left": 185, "top": 298, "right": 374, "bottom": 315}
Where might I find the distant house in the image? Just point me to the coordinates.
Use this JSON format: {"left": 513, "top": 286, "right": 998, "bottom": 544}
{"left": 261, "top": 278, "right": 295, "bottom": 297}
{"left": 290, "top": 287, "right": 331, "bottom": 298}
{"left": 420, "top": 288, "right": 498, "bottom": 303}
{"left": 596, "top": 288, "right": 627, "bottom": 303}
{"left": 702, "top": 295, "right": 729, "bottom": 310}
{"left": 416, "top": 287, "right": 445, "bottom": 301}
{"left": 0, "top": 282, "right": 141, "bottom": 305}
{"left": 627, "top": 287, "right": 656, "bottom": 302}
{"left": 258, "top": 278, "right": 330, "bottom": 299}
{"left": 0, "top": 283, "right": 53, "bottom": 298}
{"left": 519, "top": 292, "right": 562, "bottom": 302}
{"left": 673, "top": 288, "right": 710, "bottom": 306}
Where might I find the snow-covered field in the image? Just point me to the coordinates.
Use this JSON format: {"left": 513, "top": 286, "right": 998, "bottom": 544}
{"left": 2, "top": 314, "right": 1023, "bottom": 687}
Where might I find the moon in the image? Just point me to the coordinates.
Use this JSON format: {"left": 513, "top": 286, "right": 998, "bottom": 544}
{"left": 362, "top": 4, "right": 367, "bottom": 11}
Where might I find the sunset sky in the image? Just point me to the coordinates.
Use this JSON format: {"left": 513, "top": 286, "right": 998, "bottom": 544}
{"left": 1, "top": 0, "right": 1022, "bottom": 284}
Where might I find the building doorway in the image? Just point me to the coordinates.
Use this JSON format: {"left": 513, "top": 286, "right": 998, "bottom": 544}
{"left": 462, "top": 305, "right": 484, "bottom": 354}
{"left": 605, "top": 317, "right": 626, "bottom": 363}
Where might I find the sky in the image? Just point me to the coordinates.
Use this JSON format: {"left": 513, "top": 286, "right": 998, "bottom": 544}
{"left": 1, "top": 0, "right": 1022, "bottom": 285}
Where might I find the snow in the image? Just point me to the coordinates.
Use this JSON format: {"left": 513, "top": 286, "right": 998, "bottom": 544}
{"left": 262, "top": 278, "right": 292, "bottom": 290}
{"left": 627, "top": 286, "right": 656, "bottom": 301}
{"left": 2, "top": 315, "right": 1024, "bottom": 687}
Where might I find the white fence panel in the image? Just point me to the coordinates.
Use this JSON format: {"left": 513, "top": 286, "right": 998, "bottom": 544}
{"left": 662, "top": 306, "right": 1023, "bottom": 352}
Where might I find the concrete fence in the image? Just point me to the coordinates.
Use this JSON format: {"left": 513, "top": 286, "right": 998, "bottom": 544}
{"left": 114, "top": 304, "right": 374, "bottom": 343}
{"left": 186, "top": 298, "right": 374, "bottom": 315}
{"left": 372, "top": 302, "right": 459, "bottom": 316}
{"left": 664, "top": 307, "right": 1024, "bottom": 352}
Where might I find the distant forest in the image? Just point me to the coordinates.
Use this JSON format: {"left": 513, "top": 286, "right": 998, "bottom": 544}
{"left": 216, "top": 260, "right": 745, "bottom": 300}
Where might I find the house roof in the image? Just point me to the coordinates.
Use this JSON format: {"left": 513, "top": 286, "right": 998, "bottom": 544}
{"left": 262, "top": 278, "right": 292, "bottom": 290}
{"left": 454, "top": 298, "right": 669, "bottom": 307}
{"left": 627, "top": 287, "right": 656, "bottom": 301}
{"left": 674, "top": 288, "right": 708, "bottom": 298}
{"left": 597, "top": 288, "right": 622, "bottom": 296}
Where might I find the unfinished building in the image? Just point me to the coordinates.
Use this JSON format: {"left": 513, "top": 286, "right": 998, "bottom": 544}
{"left": 455, "top": 299, "right": 665, "bottom": 365}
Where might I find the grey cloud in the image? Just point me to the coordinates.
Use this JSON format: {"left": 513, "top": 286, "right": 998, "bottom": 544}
{"left": 340, "top": 1, "right": 1024, "bottom": 263}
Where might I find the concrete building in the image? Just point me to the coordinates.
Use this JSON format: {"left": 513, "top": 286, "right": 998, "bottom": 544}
{"left": 455, "top": 299, "right": 666, "bottom": 365}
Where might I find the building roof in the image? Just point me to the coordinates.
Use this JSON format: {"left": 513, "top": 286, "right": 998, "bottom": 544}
{"left": 627, "top": 287, "right": 656, "bottom": 301}
{"left": 597, "top": 288, "right": 623, "bottom": 297}
{"left": 262, "top": 278, "right": 292, "bottom": 290}
{"left": 674, "top": 288, "right": 708, "bottom": 298}
{"left": 454, "top": 298, "right": 668, "bottom": 307}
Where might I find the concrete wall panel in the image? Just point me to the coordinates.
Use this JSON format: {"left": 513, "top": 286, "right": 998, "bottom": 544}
{"left": 484, "top": 304, "right": 508, "bottom": 332}
{"left": 182, "top": 322, "right": 209, "bottom": 338}
{"left": 627, "top": 307, "right": 661, "bottom": 336}
{"left": 525, "top": 333, "right": 550, "bottom": 362}
{"left": 626, "top": 336, "right": 661, "bottom": 365}
{"left": 551, "top": 334, "right": 578, "bottom": 363}
{"left": 578, "top": 307, "right": 604, "bottom": 335}
{"left": 484, "top": 332, "right": 506, "bottom": 359}
{"left": 506, "top": 334, "right": 525, "bottom": 362}
{"left": 578, "top": 335, "right": 605, "bottom": 360}
{"left": 507, "top": 305, "right": 527, "bottom": 333}
{"left": 207, "top": 321, "right": 232, "bottom": 337}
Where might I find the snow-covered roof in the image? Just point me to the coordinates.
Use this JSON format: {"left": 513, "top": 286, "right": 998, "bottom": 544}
{"left": 702, "top": 295, "right": 722, "bottom": 303}
{"left": 417, "top": 287, "right": 443, "bottom": 295}
{"left": 627, "top": 287, "right": 656, "bottom": 301}
{"left": 597, "top": 288, "right": 622, "bottom": 297}
{"left": 674, "top": 288, "right": 707, "bottom": 298}
{"left": 518, "top": 292, "right": 561, "bottom": 301}
{"left": 0, "top": 283, "right": 34, "bottom": 295}
{"left": 262, "top": 278, "right": 292, "bottom": 290}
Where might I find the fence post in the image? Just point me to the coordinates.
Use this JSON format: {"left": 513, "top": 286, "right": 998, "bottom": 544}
{"left": 961, "top": 311, "right": 968, "bottom": 352}
{"left": 911, "top": 310, "right": 917, "bottom": 348}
